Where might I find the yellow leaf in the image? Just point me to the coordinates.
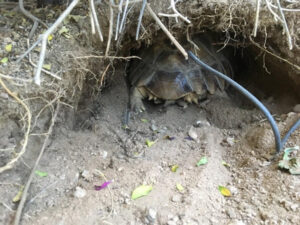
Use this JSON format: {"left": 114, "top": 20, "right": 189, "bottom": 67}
{"left": 5, "top": 44, "right": 12, "bottom": 52}
{"left": 12, "top": 186, "right": 24, "bottom": 202}
{"left": 176, "top": 183, "right": 184, "bottom": 192}
{"left": 43, "top": 64, "right": 51, "bottom": 70}
{"left": 171, "top": 165, "right": 179, "bottom": 172}
{"left": 218, "top": 186, "right": 231, "bottom": 197}
{"left": 48, "top": 34, "right": 53, "bottom": 41}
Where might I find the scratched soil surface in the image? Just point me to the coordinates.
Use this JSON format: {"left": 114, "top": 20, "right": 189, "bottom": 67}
{"left": 1, "top": 72, "right": 299, "bottom": 225}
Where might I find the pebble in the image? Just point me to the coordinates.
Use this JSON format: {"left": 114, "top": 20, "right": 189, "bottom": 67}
{"left": 73, "top": 187, "right": 87, "bottom": 198}
{"left": 194, "top": 120, "right": 210, "bottom": 128}
{"left": 227, "top": 220, "right": 246, "bottom": 225}
{"left": 293, "top": 104, "right": 300, "bottom": 113}
{"left": 101, "top": 151, "right": 108, "bottom": 159}
{"left": 188, "top": 127, "right": 198, "bottom": 141}
{"left": 150, "top": 124, "right": 158, "bottom": 132}
{"left": 81, "top": 170, "right": 91, "bottom": 181}
{"left": 171, "top": 194, "right": 182, "bottom": 203}
{"left": 145, "top": 208, "right": 157, "bottom": 223}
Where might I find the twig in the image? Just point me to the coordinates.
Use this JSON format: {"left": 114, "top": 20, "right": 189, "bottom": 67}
{"left": 0, "top": 73, "right": 32, "bottom": 83}
{"left": 18, "top": 0, "right": 47, "bottom": 28}
{"left": 89, "top": 11, "right": 96, "bottom": 34}
{"left": 14, "top": 102, "right": 60, "bottom": 225}
{"left": 252, "top": 0, "right": 261, "bottom": 37}
{"left": 158, "top": 0, "right": 191, "bottom": 23}
{"left": 265, "top": 0, "right": 284, "bottom": 22}
{"left": 119, "top": 0, "right": 129, "bottom": 33}
{"left": 250, "top": 36, "right": 300, "bottom": 70}
{"left": 105, "top": 1, "right": 114, "bottom": 57}
{"left": 74, "top": 55, "right": 140, "bottom": 60}
{"left": 0, "top": 79, "right": 31, "bottom": 174}
{"left": 27, "top": 40, "right": 62, "bottom": 81}
{"left": 146, "top": 3, "right": 188, "bottom": 59}
{"left": 100, "top": 64, "right": 111, "bottom": 86}
{"left": 34, "top": 0, "right": 80, "bottom": 85}
{"left": 16, "top": 38, "right": 42, "bottom": 63}
{"left": 28, "top": 21, "right": 39, "bottom": 40}
{"left": 90, "top": 0, "right": 104, "bottom": 42}
{"left": 135, "top": 0, "right": 147, "bottom": 40}
{"left": 275, "top": 0, "right": 293, "bottom": 50}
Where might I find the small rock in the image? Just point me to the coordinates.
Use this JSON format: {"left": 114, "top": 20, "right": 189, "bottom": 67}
{"left": 81, "top": 170, "right": 91, "bottom": 181}
{"left": 101, "top": 151, "right": 108, "bottom": 159}
{"left": 293, "top": 104, "right": 300, "bottom": 113}
{"left": 227, "top": 220, "right": 246, "bottom": 225}
{"left": 171, "top": 194, "right": 182, "bottom": 203}
{"left": 194, "top": 120, "right": 210, "bottom": 128}
{"left": 226, "top": 208, "right": 237, "bottom": 219}
{"left": 73, "top": 187, "right": 87, "bottom": 198}
{"left": 150, "top": 123, "right": 158, "bottom": 132}
{"left": 290, "top": 203, "right": 298, "bottom": 212}
{"left": 188, "top": 127, "right": 198, "bottom": 141}
{"left": 224, "top": 137, "right": 235, "bottom": 147}
{"left": 145, "top": 208, "right": 157, "bottom": 223}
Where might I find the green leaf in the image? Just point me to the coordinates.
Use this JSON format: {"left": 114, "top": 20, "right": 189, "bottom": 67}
{"left": 196, "top": 157, "right": 208, "bottom": 166}
{"left": 146, "top": 139, "right": 155, "bottom": 147}
{"left": 176, "top": 183, "right": 184, "bottom": 192}
{"left": 218, "top": 185, "right": 231, "bottom": 197}
{"left": 141, "top": 118, "right": 148, "bottom": 123}
{"left": 1, "top": 57, "right": 8, "bottom": 63}
{"left": 35, "top": 170, "right": 48, "bottom": 177}
{"left": 131, "top": 185, "right": 153, "bottom": 200}
{"left": 171, "top": 165, "right": 179, "bottom": 172}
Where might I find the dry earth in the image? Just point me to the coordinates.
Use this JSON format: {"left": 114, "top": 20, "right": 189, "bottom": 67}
{"left": 1, "top": 73, "right": 300, "bottom": 225}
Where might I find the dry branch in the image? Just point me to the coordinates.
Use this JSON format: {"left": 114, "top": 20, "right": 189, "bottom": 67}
{"left": 146, "top": 3, "right": 188, "bottom": 59}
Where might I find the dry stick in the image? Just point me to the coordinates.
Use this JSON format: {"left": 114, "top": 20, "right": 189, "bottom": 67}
{"left": 18, "top": 0, "right": 47, "bottom": 28}
{"left": 105, "top": 2, "right": 114, "bottom": 57}
{"left": 90, "top": 0, "right": 104, "bottom": 41}
{"left": 119, "top": 0, "right": 129, "bottom": 33}
{"left": 146, "top": 4, "right": 188, "bottom": 59}
{"left": 158, "top": 0, "right": 191, "bottom": 23}
{"left": 0, "top": 73, "right": 31, "bottom": 83}
{"left": 13, "top": 102, "right": 60, "bottom": 225}
{"left": 90, "top": 11, "right": 96, "bottom": 34}
{"left": 135, "top": 0, "right": 147, "bottom": 40}
{"left": 26, "top": 40, "right": 62, "bottom": 81}
{"left": 34, "top": 0, "right": 80, "bottom": 85}
{"left": 252, "top": 0, "right": 261, "bottom": 37}
{"left": 17, "top": 39, "right": 42, "bottom": 63}
{"left": 276, "top": 0, "right": 293, "bottom": 50}
{"left": 265, "top": 0, "right": 284, "bottom": 22}
{"left": 249, "top": 36, "right": 300, "bottom": 71}
{"left": 0, "top": 79, "right": 31, "bottom": 173}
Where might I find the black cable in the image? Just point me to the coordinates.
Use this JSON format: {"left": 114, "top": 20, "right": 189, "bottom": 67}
{"left": 188, "top": 51, "right": 300, "bottom": 153}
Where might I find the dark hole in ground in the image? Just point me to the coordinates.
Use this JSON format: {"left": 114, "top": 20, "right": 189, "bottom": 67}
{"left": 75, "top": 33, "right": 299, "bottom": 130}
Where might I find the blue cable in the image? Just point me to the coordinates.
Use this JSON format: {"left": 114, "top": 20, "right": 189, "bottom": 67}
{"left": 188, "top": 51, "right": 300, "bottom": 153}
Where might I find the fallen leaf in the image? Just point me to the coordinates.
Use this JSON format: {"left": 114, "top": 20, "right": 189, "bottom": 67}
{"left": 171, "top": 165, "right": 179, "bottom": 172}
{"left": 131, "top": 185, "right": 152, "bottom": 200}
{"left": 196, "top": 157, "right": 208, "bottom": 166}
{"left": 42, "top": 64, "right": 51, "bottom": 70}
{"left": 5, "top": 44, "right": 12, "bottom": 52}
{"left": 35, "top": 170, "right": 48, "bottom": 177}
{"left": 218, "top": 185, "right": 231, "bottom": 197}
{"left": 278, "top": 146, "right": 300, "bottom": 174}
{"left": 48, "top": 34, "right": 53, "bottom": 41}
{"left": 146, "top": 139, "right": 155, "bottom": 147}
{"left": 141, "top": 118, "right": 148, "bottom": 123}
{"left": 222, "top": 161, "right": 231, "bottom": 168}
{"left": 176, "top": 183, "right": 184, "bottom": 192}
{"left": 164, "top": 135, "right": 175, "bottom": 141}
{"left": 12, "top": 186, "right": 24, "bottom": 202}
{"left": 1, "top": 57, "right": 8, "bottom": 63}
{"left": 95, "top": 181, "right": 112, "bottom": 191}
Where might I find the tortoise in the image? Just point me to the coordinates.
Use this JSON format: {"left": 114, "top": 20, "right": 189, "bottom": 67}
{"left": 126, "top": 35, "right": 233, "bottom": 113}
